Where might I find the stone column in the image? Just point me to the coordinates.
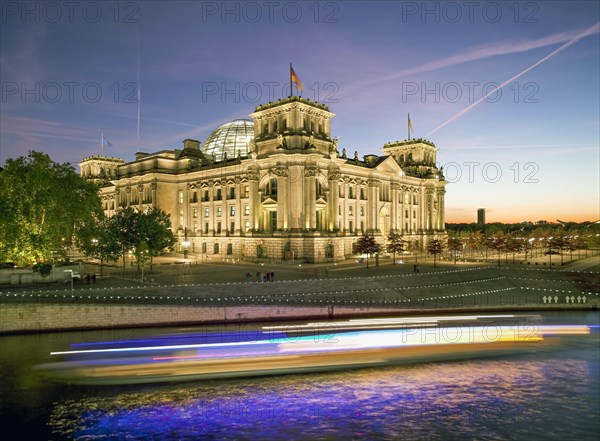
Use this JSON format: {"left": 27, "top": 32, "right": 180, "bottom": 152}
{"left": 328, "top": 169, "right": 341, "bottom": 232}
{"left": 248, "top": 170, "right": 260, "bottom": 231}
{"left": 304, "top": 165, "right": 317, "bottom": 230}
{"left": 273, "top": 165, "right": 288, "bottom": 230}
{"left": 367, "top": 178, "right": 380, "bottom": 234}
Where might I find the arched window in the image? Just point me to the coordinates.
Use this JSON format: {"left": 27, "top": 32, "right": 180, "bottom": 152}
{"left": 227, "top": 243, "right": 233, "bottom": 255}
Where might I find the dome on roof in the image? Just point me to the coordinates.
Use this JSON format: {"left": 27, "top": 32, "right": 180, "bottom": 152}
{"left": 202, "top": 119, "right": 254, "bottom": 161}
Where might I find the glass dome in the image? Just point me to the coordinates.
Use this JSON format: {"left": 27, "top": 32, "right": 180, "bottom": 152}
{"left": 202, "top": 119, "right": 254, "bottom": 161}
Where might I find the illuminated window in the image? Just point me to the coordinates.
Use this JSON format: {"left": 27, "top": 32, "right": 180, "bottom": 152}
{"left": 178, "top": 191, "right": 183, "bottom": 204}
{"left": 230, "top": 206, "right": 235, "bottom": 216}
{"left": 204, "top": 208, "right": 209, "bottom": 218}
{"left": 193, "top": 208, "right": 198, "bottom": 218}
{"left": 217, "top": 207, "right": 222, "bottom": 217}
{"left": 245, "top": 205, "right": 250, "bottom": 215}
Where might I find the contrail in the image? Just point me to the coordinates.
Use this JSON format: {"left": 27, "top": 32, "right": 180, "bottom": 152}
{"left": 425, "top": 22, "right": 600, "bottom": 138}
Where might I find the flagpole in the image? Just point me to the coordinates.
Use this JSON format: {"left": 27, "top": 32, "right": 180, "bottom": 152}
{"left": 289, "top": 62, "right": 293, "bottom": 98}
{"left": 101, "top": 133, "right": 104, "bottom": 156}
{"left": 408, "top": 114, "right": 411, "bottom": 140}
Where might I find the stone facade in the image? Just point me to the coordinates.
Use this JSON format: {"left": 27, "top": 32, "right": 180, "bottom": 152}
{"left": 80, "top": 96, "right": 447, "bottom": 262}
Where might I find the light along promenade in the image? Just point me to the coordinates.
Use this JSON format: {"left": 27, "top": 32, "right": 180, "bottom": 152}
{"left": 1, "top": 256, "right": 598, "bottom": 334}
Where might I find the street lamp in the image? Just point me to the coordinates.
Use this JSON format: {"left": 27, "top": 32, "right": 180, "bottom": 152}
{"left": 64, "top": 269, "right": 74, "bottom": 292}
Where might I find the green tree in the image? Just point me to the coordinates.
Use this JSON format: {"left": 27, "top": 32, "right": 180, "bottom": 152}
{"left": 0, "top": 151, "right": 101, "bottom": 265}
{"left": 447, "top": 236, "right": 464, "bottom": 264}
{"left": 427, "top": 239, "right": 444, "bottom": 268}
{"left": 75, "top": 215, "right": 121, "bottom": 276}
{"left": 386, "top": 232, "right": 406, "bottom": 265}
{"left": 110, "top": 207, "right": 141, "bottom": 270}
{"left": 138, "top": 208, "right": 176, "bottom": 272}
{"left": 108, "top": 207, "right": 176, "bottom": 273}
{"left": 353, "top": 234, "right": 381, "bottom": 268}
{"left": 489, "top": 235, "right": 507, "bottom": 267}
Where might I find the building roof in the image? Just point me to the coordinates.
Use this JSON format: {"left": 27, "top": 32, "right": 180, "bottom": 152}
{"left": 202, "top": 119, "right": 254, "bottom": 161}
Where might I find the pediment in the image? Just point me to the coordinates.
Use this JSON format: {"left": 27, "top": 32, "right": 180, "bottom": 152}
{"left": 375, "top": 156, "right": 403, "bottom": 175}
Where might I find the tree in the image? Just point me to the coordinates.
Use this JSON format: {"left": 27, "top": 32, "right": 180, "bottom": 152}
{"left": 75, "top": 215, "right": 121, "bottom": 276}
{"left": 447, "top": 236, "right": 463, "bottom": 264}
{"left": 545, "top": 237, "right": 561, "bottom": 267}
{"left": 386, "top": 232, "right": 406, "bottom": 265}
{"left": 489, "top": 235, "right": 507, "bottom": 267}
{"left": 107, "top": 207, "right": 176, "bottom": 273}
{"left": 427, "top": 239, "right": 444, "bottom": 268}
{"left": 138, "top": 208, "right": 176, "bottom": 272}
{"left": 0, "top": 151, "right": 101, "bottom": 265}
{"left": 465, "top": 231, "right": 483, "bottom": 259}
{"left": 353, "top": 234, "right": 381, "bottom": 268}
{"left": 506, "top": 236, "right": 524, "bottom": 264}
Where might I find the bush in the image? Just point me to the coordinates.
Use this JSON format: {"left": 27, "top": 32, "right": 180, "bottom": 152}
{"left": 33, "top": 263, "right": 53, "bottom": 277}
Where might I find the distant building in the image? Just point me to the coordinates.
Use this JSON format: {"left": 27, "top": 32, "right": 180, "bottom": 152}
{"left": 80, "top": 96, "right": 447, "bottom": 262}
{"left": 477, "top": 208, "right": 486, "bottom": 225}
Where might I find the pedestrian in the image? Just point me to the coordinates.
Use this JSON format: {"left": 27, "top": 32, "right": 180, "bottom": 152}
{"left": 266, "top": 272, "right": 271, "bottom": 282}
{"left": 413, "top": 264, "right": 417, "bottom": 273}
{"left": 256, "top": 271, "right": 261, "bottom": 282}
{"left": 92, "top": 273, "right": 96, "bottom": 283}
{"left": 270, "top": 271, "right": 274, "bottom": 282}
{"left": 85, "top": 274, "right": 91, "bottom": 284}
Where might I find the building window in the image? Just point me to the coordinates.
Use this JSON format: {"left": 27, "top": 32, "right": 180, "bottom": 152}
{"left": 193, "top": 222, "right": 198, "bottom": 233}
{"left": 360, "top": 221, "right": 365, "bottom": 233}
{"left": 215, "top": 188, "right": 222, "bottom": 200}
{"left": 360, "top": 188, "right": 366, "bottom": 199}
{"left": 202, "top": 243, "right": 207, "bottom": 253}
{"left": 349, "top": 187, "right": 354, "bottom": 199}
{"left": 191, "top": 191, "right": 198, "bottom": 203}
{"left": 244, "top": 186, "right": 249, "bottom": 198}
{"left": 405, "top": 210, "right": 409, "bottom": 218}
{"left": 269, "top": 211, "right": 277, "bottom": 232}
{"left": 205, "top": 208, "right": 209, "bottom": 218}
{"left": 349, "top": 220, "right": 354, "bottom": 233}
{"left": 267, "top": 178, "right": 277, "bottom": 197}
{"left": 360, "top": 206, "right": 364, "bottom": 216}
{"left": 217, "top": 207, "right": 222, "bottom": 217}
{"left": 178, "top": 191, "right": 184, "bottom": 204}
{"left": 204, "top": 223, "right": 209, "bottom": 234}
{"left": 413, "top": 195, "right": 418, "bottom": 205}
{"left": 193, "top": 208, "right": 198, "bottom": 218}
{"left": 203, "top": 190, "right": 209, "bottom": 202}
{"left": 229, "top": 188, "right": 235, "bottom": 199}
{"left": 245, "top": 220, "right": 250, "bottom": 232}
{"left": 227, "top": 243, "right": 233, "bottom": 255}
{"left": 216, "top": 222, "right": 222, "bottom": 234}
{"left": 230, "top": 206, "right": 235, "bottom": 216}
{"left": 214, "top": 243, "right": 219, "bottom": 254}
{"left": 179, "top": 209, "right": 184, "bottom": 225}
{"left": 349, "top": 206, "right": 353, "bottom": 216}
{"left": 316, "top": 180, "right": 323, "bottom": 197}
{"left": 339, "top": 205, "right": 341, "bottom": 215}
{"left": 230, "top": 222, "right": 235, "bottom": 234}
{"left": 245, "top": 204, "right": 250, "bottom": 216}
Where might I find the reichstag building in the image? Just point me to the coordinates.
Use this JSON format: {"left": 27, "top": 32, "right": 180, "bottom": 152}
{"left": 80, "top": 96, "right": 446, "bottom": 262}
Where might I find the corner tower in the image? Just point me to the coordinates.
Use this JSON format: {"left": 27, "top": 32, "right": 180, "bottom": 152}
{"left": 249, "top": 96, "right": 336, "bottom": 158}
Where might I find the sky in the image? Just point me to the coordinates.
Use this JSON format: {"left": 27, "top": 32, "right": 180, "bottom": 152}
{"left": 1, "top": 1, "right": 599, "bottom": 223}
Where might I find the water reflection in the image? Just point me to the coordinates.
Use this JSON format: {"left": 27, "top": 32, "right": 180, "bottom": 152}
{"left": 49, "top": 357, "right": 598, "bottom": 440}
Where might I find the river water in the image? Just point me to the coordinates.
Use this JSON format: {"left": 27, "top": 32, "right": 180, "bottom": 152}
{"left": 1, "top": 311, "right": 598, "bottom": 440}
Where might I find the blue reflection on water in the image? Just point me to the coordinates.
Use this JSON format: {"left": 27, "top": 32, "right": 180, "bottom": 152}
{"left": 53, "top": 352, "right": 599, "bottom": 440}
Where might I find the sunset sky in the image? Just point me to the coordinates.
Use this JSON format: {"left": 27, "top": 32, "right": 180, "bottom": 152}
{"left": 1, "top": 1, "right": 598, "bottom": 223}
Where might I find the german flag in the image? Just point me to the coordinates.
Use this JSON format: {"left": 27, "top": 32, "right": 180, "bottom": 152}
{"left": 290, "top": 64, "right": 303, "bottom": 92}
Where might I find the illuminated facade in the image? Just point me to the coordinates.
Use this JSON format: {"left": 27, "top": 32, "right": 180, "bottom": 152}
{"left": 80, "top": 96, "right": 446, "bottom": 262}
